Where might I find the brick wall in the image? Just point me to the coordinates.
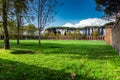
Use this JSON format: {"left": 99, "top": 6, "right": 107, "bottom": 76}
{"left": 105, "top": 26, "right": 112, "bottom": 44}
{"left": 112, "top": 19, "right": 120, "bottom": 54}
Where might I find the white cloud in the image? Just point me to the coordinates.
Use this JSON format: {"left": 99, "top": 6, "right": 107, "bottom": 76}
{"left": 63, "top": 23, "right": 74, "bottom": 27}
{"left": 63, "top": 18, "right": 114, "bottom": 28}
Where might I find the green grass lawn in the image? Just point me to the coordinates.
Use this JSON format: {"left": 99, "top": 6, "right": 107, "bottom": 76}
{"left": 0, "top": 40, "right": 120, "bottom": 80}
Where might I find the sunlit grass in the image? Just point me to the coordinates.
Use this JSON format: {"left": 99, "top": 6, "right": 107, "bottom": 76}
{"left": 0, "top": 40, "right": 120, "bottom": 80}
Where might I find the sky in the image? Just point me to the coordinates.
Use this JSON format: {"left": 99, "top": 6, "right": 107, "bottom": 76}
{"left": 47, "top": 0, "right": 110, "bottom": 28}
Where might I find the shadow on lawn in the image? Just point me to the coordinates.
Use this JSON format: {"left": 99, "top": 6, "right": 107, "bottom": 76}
{"left": 0, "top": 58, "right": 98, "bottom": 80}
{"left": 42, "top": 43, "right": 118, "bottom": 60}
{"left": 11, "top": 50, "right": 35, "bottom": 54}
{"left": 11, "top": 42, "right": 118, "bottom": 60}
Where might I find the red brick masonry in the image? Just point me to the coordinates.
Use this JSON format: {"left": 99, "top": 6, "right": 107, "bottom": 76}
{"left": 105, "top": 26, "right": 112, "bottom": 44}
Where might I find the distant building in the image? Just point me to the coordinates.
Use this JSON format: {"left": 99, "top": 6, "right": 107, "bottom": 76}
{"left": 45, "top": 26, "right": 105, "bottom": 36}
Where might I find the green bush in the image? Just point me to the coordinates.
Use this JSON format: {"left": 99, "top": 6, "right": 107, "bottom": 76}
{"left": 56, "top": 32, "right": 61, "bottom": 39}
{"left": 81, "top": 34, "right": 87, "bottom": 39}
{"left": 72, "top": 29, "right": 81, "bottom": 39}
{"left": 49, "top": 32, "right": 56, "bottom": 39}
{"left": 92, "top": 30, "right": 100, "bottom": 39}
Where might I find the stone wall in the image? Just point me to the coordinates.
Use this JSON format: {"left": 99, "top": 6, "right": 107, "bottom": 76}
{"left": 112, "top": 19, "right": 120, "bottom": 54}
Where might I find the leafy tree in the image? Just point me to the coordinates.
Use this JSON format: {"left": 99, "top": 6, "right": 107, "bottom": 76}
{"left": 0, "top": 22, "right": 3, "bottom": 38}
{"left": 44, "top": 30, "right": 49, "bottom": 39}
{"left": 8, "top": 20, "right": 17, "bottom": 39}
{"left": 72, "top": 29, "right": 81, "bottom": 39}
{"left": 24, "top": 24, "right": 37, "bottom": 37}
{"left": 49, "top": 32, "right": 55, "bottom": 39}
{"left": 56, "top": 32, "right": 60, "bottom": 39}
{"left": 0, "top": 0, "right": 34, "bottom": 49}
{"left": 11, "top": 0, "right": 33, "bottom": 44}
{"left": 66, "top": 31, "right": 71, "bottom": 39}
{"left": 81, "top": 34, "right": 87, "bottom": 40}
{"left": 95, "top": 0, "right": 120, "bottom": 16}
{"left": 92, "top": 30, "right": 100, "bottom": 39}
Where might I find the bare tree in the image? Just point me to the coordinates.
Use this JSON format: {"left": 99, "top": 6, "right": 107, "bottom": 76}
{"left": 37, "top": 0, "right": 58, "bottom": 46}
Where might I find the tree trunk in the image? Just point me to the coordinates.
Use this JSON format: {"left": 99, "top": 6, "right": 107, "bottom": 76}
{"left": 38, "top": 28, "right": 41, "bottom": 46}
{"left": 2, "top": 0, "right": 10, "bottom": 49}
{"left": 38, "top": 0, "right": 41, "bottom": 46}
{"left": 16, "top": 16, "right": 20, "bottom": 45}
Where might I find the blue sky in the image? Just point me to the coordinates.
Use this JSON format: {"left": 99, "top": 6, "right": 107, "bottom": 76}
{"left": 49, "top": 0, "right": 104, "bottom": 27}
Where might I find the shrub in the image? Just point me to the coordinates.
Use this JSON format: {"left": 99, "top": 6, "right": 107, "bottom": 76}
{"left": 81, "top": 34, "right": 87, "bottom": 39}
{"left": 92, "top": 30, "right": 100, "bottom": 39}
{"left": 72, "top": 29, "right": 81, "bottom": 39}
{"left": 49, "top": 32, "right": 56, "bottom": 39}
{"left": 56, "top": 32, "right": 61, "bottom": 39}
{"left": 44, "top": 30, "right": 49, "bottom": 39}
{"left": 66, "top": 31, "right": 72, "bottom": 39}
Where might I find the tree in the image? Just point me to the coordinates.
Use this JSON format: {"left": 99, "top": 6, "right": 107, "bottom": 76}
{"left": 49, "top": 32, "right": 55, "bottom": 39}
{"left": 92, "top": 30, "right": 100, "bottom": 39}
{"left": 72, "top": 29, "right": 81, "bottom": 39}
{"left": 8, "top": 20, "right": 17, "bottom": 39}
{"left": 44, "top": 30, "right": 49, "bottom": 39}
{"left": 36, "top": 0, "right": 58, "bottom": 46}
{"left": 95, "top": 0, "right": 120, "bottom": 16}
{"left": 11, "top": 0, "right": 33, "bottom": 44}
{"left": 24, "top": 24, "right": 37, "bottom": 37}
{"left": 56, "top": 32, "right": 60, "bottom": 39}
{"left": 0, "top": 22, "right": 4, "bottom": 39}
{"left": 66, "top": 31, "right": 71, "bottom": 39}
{"left": 1, "top": 0, "right": 10, "bottom": 49}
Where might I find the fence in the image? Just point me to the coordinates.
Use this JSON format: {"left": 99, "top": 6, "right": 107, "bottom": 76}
{"left": 86, "top": 35, "right": 104, "bottom": 40}
{"left": 47, "top": 35, "right": 105, "bottom": 40}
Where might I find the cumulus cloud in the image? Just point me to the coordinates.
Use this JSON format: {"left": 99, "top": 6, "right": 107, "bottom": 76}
{"left": 62, "top": 23, "right": 74, "bottom": 27}
{"left": 63, "top": 18, "right": 114, "bottom": 28}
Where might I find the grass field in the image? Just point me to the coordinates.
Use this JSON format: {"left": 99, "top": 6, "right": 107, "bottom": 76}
{"left": 0, "top": 40, "right": 120, "bottom": 80}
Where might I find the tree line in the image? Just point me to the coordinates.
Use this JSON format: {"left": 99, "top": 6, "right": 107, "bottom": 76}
{"left": 0, "top": 23, "right": 37, "bottom": 39}
{"left": 0, "top": 0, "right": 59, "bottom": 49}
{"left": 0, "top": 0, "right": 119, "bottom": 50}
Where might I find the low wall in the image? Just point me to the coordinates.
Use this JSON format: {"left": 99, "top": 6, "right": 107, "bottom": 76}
{"left": 112, "top": 19, "right": 120, "bottom": 54}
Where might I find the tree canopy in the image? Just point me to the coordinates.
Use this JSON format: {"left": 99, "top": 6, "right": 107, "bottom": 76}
{"left": 95, "top": 0, "right": 120, "bottom": 15}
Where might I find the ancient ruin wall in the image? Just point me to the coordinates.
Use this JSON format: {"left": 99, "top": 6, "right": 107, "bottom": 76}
{"left": 112, "top": 19, "right": 120, "bottom": 54}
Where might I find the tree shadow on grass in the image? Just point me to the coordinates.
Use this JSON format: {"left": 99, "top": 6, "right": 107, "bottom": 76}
{"left": 40, "top": 43, "right": 118, "bottom": 60}
{"left": 0, "top": 58, "right": 98, "bottom": 80}
{"left": 10, "top": 42, "right": 119, "bottom": 60}
{"left": 11, "top": 50, "right": 35, "bottom": 54}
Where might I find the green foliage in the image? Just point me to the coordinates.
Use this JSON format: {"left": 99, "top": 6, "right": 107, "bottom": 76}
{"left": 72, "top": 29, "right": 81, "bottom": 39}
{"left": 81, "top": 34, "right": 87, "bottom": 39}
{"left": 56, "top": 32, "right": 60, "bottom": 39}
{"left": 0, "top": 40, "right": 119, "bottom": 80}
{"left": 92, "top": 30, "right": 100, "bottom": 39}
{"left": 66, "top": 31, "right": 71, "bottom": 39}
{"left": 8, "top": 20, "right": 17, "bottom": 39}
{"left": 49, "top": 32, "right": 55, "bottom": 39}
{"left": 0, "top": 23, "right": 3, "bottom": 36}
{"left": 24, "top": 24, "right": 37, "bottom": 36}
{"left": 95, "top": 0, "right": 120, "bottom": 15}
{"left": 44, "top": 30, "right": 49, "bottom": 39}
